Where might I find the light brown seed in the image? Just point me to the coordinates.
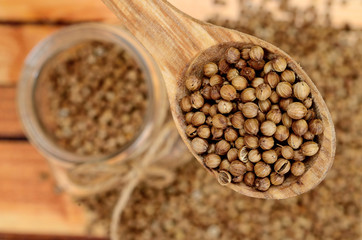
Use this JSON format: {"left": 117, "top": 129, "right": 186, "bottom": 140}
{"left": 226, "top": 47, "right": 241, "bottom": 64}
{"left": 259, "top": 136, "right": 274, "bottom": 150}
{"left": 204, "top": 62, "right": 218, "bottom": 77}
{"left": 303, "top": 97, "right": 313, "bottom": 109}
{"left": 235, "top": 59, "right": 247, "bottom": 69}
{"left": 256, "top": 83, "right": 272, "bottom": 101}
{"left": 219, "top": 159, "right": 231, "bottom": 171}
{"left": 210, "top": 85, "right": 221, "bottom": 100}
{"left": 190, "top": 92, "right": 204, "bottom": 109}
{"left": 227, "top": 148, "right": 239, "bottom": 162}
{"left": 282, "top": 113, "right": 293, "bottom": 128}
{"left": 200, "top": 103, "right": 211, "bottom": 116}
{"left": 212, "top": 114, "right": 228, "bottom": 129}
{"left": 256, "top": 111, "right": 266, "bottom": 123}
{"left": 217, "top": 100, "right": 233, "bottom": 114}
{"left": 235, "top": 137, "right": 245, "bottom": 149}
{"left": 266, "top": 109, "right": 282, "bottom": 124}
{"left": 293, "top": 82, "right": 311, "bottom": 101}
{"left": 279, "top": 98, "right": 293, "bottom": 111}
{"left": 291, "top": 162, "right": 306, "bottom": 176}
{"left": 218, "top": 58, "right": 230, "bottom": 74}
{"left": 244, "top": 118, "right": 260, "bottom": 135}
{"left": 240, "top": 88, "right": 256, "bottom": 102}
{"left": 251, "top": 77, "right": 265, "bottom": 88}
{"left": 241, "top": 48, "right": 251, "bottom": 60}
{"left": 232, "top": 76, "right": 248, "bottom": 91}
{"left": 301, "top": 141, "right": 319, "bottom": 156}
{"left": 293, "top": 149, "right": 306, "bottom": 161}
{"left": 240, "top": 67, "right": 255, "bottom": 81}
{"left": 274, "top": 158, "right": 291, "bottom": 175}
{"left": 201, "top": 85, "right": 212, "bottom": 100}
{"left": 288, "top": 133, "right": 303, "bottom": 149}
{"left": 292, "top": 119, "right": 308, "bottom": 136}
{"left": 231, "top": 111, "right": 244, "bottom": 129}
{"left": 210, "top": 74, "right": 223, "bottom": 86}
{"left": 237, "top": 146, "right": 248, "bottom": 163}
{"left": 262, "top": 150, "right": 278, "bottom": 164}
{"left": 186, "top": 125, "right": 197, "bottom": 138}
{"left": 229, "top": 160, "right": 247, "bottom": 176}
{"left": 232, "top": 175, "right": 244, "bottom": 183}
{"left": 191, "top": 137, "right": 208, "bottom": 154}
{"left": 204, "top": 153, "right": 221, "bottom": 168}
{"left": 249, "top": 46, "right": 264, "bottom": 61}
{"left": 263, "top": 61, "right": 273, "bottom": 74}
{"left": 265, "top": 72, "right": 280, "bottom": 88}
{"left": 255, "top": 177, "right": 271, "bottom": 191}
{"left": 258, "top": 99, "right": 272, "bottom": 113}
{"left": 218, "top": 170, "right": 232, "bottom": 185}
{"left": 242, "top": 102, "right": 259, "bottom": 118}
{"left": 269, "top": 91, "right": 280, "bottom": 103}
{"left": 244, "top": 172, "right": 255, "bottom": 187}
{"left": 244, "top": 134, "right": 259, "bottom": 149}
{"left": 209, "top": 104, "right": 218, "bottom": 117}
{"left": 215, "top": 139, "right": 231, "bottom": 155}
{"left": 254, "top": 161, "right": 271, "bottom": 178}
{"left": 303, "top": 130, "right": 315, "bottom": 140}
{"left": 211, "top": 126, "right": 223, "bottom": 140}
{"left": 276, "top": 82, "right": 293, "bottom": 98}
{"left": 185, "top": 75, "right": 202, "bottom": 91}
{"left": 281, "top": 69, "right": 295, "bottom": 84}
{"left": 287, "top": 102, "right": 308, "bottom": 120}
{"left": 185, "top": 112, "right": 194, "bottom": 124}
{"left": 224, "top": 128, "right": 238, "bottom": 142}
{"left": 260, "top": 120, "right": 277, "bottom": 136}
{"left": 270, "top": 172, "right": 285, "bottom": 185}
{"left": 248, "top": 149, "right": 261, "bottom": 163}
{"left": 220, "top": 85, "right": 237, "bottom": 101}
{"left": 197, "top": 125, "right": 210, "bottom": 139}
{"left": 191, "top": 112, "right": 206, "bottom": 126}
{"left": 309, "top": 119, "right": 324, "bottom": 135}
{"left": 272, "top": 56, "right": 287, "bottom": 72}
{"left": 180, "top": 96, "right": 192, "bottom": 112}
{"left": 281, "top": 145, "right": 294, "bottom": 159}
{"left": 227, "top": 68, "right": 239, "bottom": 81}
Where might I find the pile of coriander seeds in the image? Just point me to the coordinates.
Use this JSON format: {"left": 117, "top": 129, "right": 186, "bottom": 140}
{"left": 180, "top": 45, "right": 323, "bottom": 191}
{"left": 36, "top": 41, "right": 148, "bottom": 156}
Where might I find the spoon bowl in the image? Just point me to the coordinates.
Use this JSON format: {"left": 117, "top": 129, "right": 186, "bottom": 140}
{"left": 102, "top": 0, "right": 336, "bottom": 199}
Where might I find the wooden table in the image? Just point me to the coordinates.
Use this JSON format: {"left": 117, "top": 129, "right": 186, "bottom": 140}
{"left": 0, "top": 0, "right": 360, "bottom": 238}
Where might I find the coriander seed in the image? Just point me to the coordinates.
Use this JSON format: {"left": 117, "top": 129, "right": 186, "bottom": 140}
{"left": 245, "top": 161, "right": 254, "bottom": 172}
{"left": 220, "top": 85, "right": 237, "bottom": 101}
{"left": 232, "top": 76, "right": 248, "bottom": 90}
{"left": 249, "top": 46, "right": 264, "bottom": 61}
{"left": 186, "top": 125, "right": 197, "bottom": 138}
{"left": 244, "top": 118, "right": 260, "bottom": 135}
{"left": 200, "top": 103, "right": 211, "bottom": 115}
{"left": 197, "top": 125, "right": 211, "bottom": 139}
{"left": 219, "top": 159, "right": 231, "bottom": 171}
{"left": 303, "top": 97, "right": 313, "bottom": 109}
{"left": 241, "top": 48, "right": 250, "bottom": 60}
{"left": 240, "top": 88, "right": 256, "bottom": 102}
{"left": 242, "top": 102, "right": 259, "bottom": 118}
{"left": 259, "top": 136, "right": 274, "bottom": 150}
{"left": 260, "top": 120, "right": 277, "bottom": 136}
{"left": 204, "top": 62, "right": 218, "bottom": 77}
{"left": 227, "top": 148, "right": 238, "bottom": 162}
{"left": 265, "top": 72, "right": 280, "bottom": 88}
{"left": 218, "top": 170, "right": 232, "bottom": 185}
{"left": 244, "top": 134, "right": 259, "bottom": 149}
{"left": 240, "top": 67, "right": 255, "bottom": 81}
{"left": 287, "top": 102, "right": 308, "bottom": 120}
{"left": 301, "top": 141, "right": 319, "bottom": 156}
{"left": 209, "top": 104, "right": 218, "bottom": 117}
{"left": 281, "top": 69, "right": 295, "bottom": 84}
{"left": 257, "top": 111, "right": 266, "bottom": 123}
{"left": 269, "top": 91, "right": 280, "bottom": 103}
{"left": 212, "top": 114, "right": 228, "bottom": 129}
{"left": 292, "top": 119, "right": 308, "bottom": 136}
{"left": 282, "top": 113, "right": 293, "bottom": 128}
{"left": 210, "top": 74, "right": 223, "bottom": 86}
{"left": 293, "top": 149, "right": 306, "bottom": 162}
{"left": 217, "top": 100, "right": 233, "bottom": 114}
{"left": 288, "top": 133, "right": 303, "bottom": 149}
{"left": 218, "top": 59, "right": 230, "bottom": 74}
{"left": 180, "top": 96, "right": 192, "bottom": 112}
{"left": 291, "top": 162, "right": 306, "bottom": 176}
{"left": 204, "top": 153, "right": 221, "bottom": 169}
{"left": 254, "top": 161, "right": 271, "bottom": 178}
{"left": 232, "top": 175, "right": 244, "bottom": 183}
{"left": 266, "top": 109, "right": 282, "bottom": 124}
{"left": 256, "top": 83, "right": 272, "bottom": 101}
{"left": 279, "top": 98, "right": 293, "bottom": 111}
{"left": 185, "top": 112, "right": 194, "bottom": 124}
{"left": 281, "top": 145, "right": 294, "bottom": 160}
{"left": 191, "top": 112, "right": 206, "bottom": 126}
{"left": 235, "top": 137, "right": 245, "bottom": 149}
{"left": 304, "top": 109, "right": 316, "bottom": 121}
{"left": 255, "top": 177, "right": 271, "bottom": 191}
{"left": 270, "top": 172, "right": 285, "bottom": 186}
{"left": 274, "top": 158, "right": 291, "bottom": 175}
{"left": 262, "top": 150, "right": 278, "bottom": 164}
{"left": 229, "top": 160, "right": 247, "bottom": 176}
{"left": 276, "top": 82, "right": 293, "bottom": 98}
{"left": 227, "top": 68, "right": 239, "bottom": 81}
{"left": 258, "top": 99, "right": 272, "bottom": 113}
{"left": 201, "top": 85, "right": 212, "bottom": 100}
{"left": 191, "top": 92, "right": 204, "bottom": 109}
{"left": 235, "top": 59, "right": 247, "bottom": 69}
{"left": 272, "top": 56, "right": 287, "bottom": 72}
{"left": 191, "top": 137, "right": 208, "bottom": 154}
{"left": 263, "top": 61, "right": 273, "bottom": 74}
{"left": 309, "top": 119, "right": 324, "bottom": 135}
{"left": 215, "top": 140, "right": 231, "bottom": 155}
{"left": 293, "top": 82, "right": 311, "bottom": 101}
{"left": 303, "top": 131, "right": 315, "bottom": 141}
{"left": 210, "top": 85, "right": 221, "bottom": 100}
{"left": 248, "top": 149, "right": 261, "bottom": 163}
{"left": 244, "top": 172, "right": 255, "bottom": 187}
{"left": 226, "top": 47, "right": 241, "bottom": 64}
{"left": 238, "top": 146, "right": 248, "bottom": 163}
{"left": 251, "top": 77, "right": 265, "bottom": 88}
{"left": 224, "top": 128, "right": 238, "bottom": 142}
{"left": 211, "top": 127, "right": 223, "bottom": 140}
{"left": 185, "top": 75, "right": 202, "bottom": 91}
{"left": 231, "top": 112, "right": 244, "bottom": 129}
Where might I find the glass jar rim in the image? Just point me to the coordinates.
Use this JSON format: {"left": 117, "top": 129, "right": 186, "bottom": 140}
{"left": 17, "top": 23, "right": 167, "bottom": 165}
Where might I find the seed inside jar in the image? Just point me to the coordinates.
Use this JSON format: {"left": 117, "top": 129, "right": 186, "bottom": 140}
{"left": 36, "top": 41, "right": 148, "bottom": 156}
{"left": 180, "top": 45, "right": 323, "bottom": 192}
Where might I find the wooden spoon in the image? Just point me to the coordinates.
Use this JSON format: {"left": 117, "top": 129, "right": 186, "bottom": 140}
{"left": 102, "top": 0, "right": 336, "bottom": 199}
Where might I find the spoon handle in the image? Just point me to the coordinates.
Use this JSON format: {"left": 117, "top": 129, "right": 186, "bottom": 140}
{"left": 102, "top": 0, "right": 216, "bottom": 72}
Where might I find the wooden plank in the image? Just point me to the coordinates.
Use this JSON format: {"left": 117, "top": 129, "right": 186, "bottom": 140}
{"left": 0, "top": 141, "right": 93, "bottom": 236}
{"left": 0, "top": 0, "right": 117, "bottom": 22}
{"left": 0, "top": 87, "right": 24, "bottom": 138}
{"left": 0, "top": 25, "right": 59, "bottom": 86}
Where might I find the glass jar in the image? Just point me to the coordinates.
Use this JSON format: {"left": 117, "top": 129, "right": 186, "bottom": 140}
{"left": 17, "top": 23, "right": 190, "bottom": 195}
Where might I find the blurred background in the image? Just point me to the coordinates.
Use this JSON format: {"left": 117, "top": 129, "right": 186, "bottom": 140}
{"left": 0, "top": 0, "right": 361, "bottom": 239}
